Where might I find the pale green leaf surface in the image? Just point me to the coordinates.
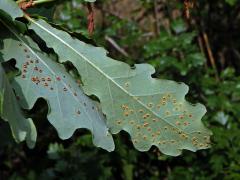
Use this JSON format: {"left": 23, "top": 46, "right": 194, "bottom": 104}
{"left": 0, "top": 0, "right": 23, "bottom": 19}
{"left": 0, "top": 64, "right": 36, "bottom": 148}
{"left": 29, "top": 19, "right": 212, "bottom": 156}
{"left": 0, "top": 21, "right": 114, "bottom": 151}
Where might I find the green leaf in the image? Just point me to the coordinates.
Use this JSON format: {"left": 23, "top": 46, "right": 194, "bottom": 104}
{"left": 171, "top": 19, "right": 187, "bottom": 34}
{"left": 225, "top": 0, "right": 238, "bottom": 6}
{"left": 29, "top": 19, "right": 212, "bottom": 156}
{"left": 0, "top": 64, "right": 36, "bottom": 148}
{"left": 0, "top": 20, "right": 114, "bottom": 151}
{"left": 0, "top": 0, "right": 23, "bottom": 20}
{"left": 82, "top": 0, "right": 96, "bottom": 2}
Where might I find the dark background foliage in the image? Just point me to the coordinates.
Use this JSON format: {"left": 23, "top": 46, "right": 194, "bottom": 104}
{"left": 1, "top": 0, "right": 240, "bottom": 179}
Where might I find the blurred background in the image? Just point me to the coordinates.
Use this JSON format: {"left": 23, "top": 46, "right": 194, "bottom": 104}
{"left": 1, "top": 0, "right": 240, "bottom": 179}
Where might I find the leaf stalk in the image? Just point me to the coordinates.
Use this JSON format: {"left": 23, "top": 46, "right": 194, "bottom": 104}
{"left": 32, "top": 0, "right": 55, "bottom": 5}
{"left": 16, "top": 0, "right": 55, "bottom": 5}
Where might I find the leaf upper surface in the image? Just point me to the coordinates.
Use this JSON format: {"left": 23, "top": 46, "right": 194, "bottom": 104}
{"left": 0, "top": 21, "right": 114, "bottom": 151}
{"left": 29, "top": 19, "right": 212, "bottom": 156}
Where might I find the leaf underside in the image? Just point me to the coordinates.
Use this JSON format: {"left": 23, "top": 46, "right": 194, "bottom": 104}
{"left": 0, "top": 21, "right": 114, "bottom": 151}
{"left": 0, "top": 64, "right": 36, "bottom": 148}
{"left": 29, "top": 19, "right": 212, "bottom": 156}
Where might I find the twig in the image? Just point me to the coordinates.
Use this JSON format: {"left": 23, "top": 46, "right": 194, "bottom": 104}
{"left": 197, "top": 35, "right": 208, "bottom": 70}
{"left": 183, "top": 0, "right": 195, "bottom": 19}
{"left": 18, "top": 0, "right": 33, "bottom": 10}
{"left": 87, "top": 3, "right": 94, "bottom": 36}
{"left": 197, "top": 36, "right": 204, "bottom": 55}
{"left": 141, "top": 32, "right": 154, "bottom": 38}
{"left": 32, "top": 0, "right": 55, "bottom": 6}
{"left": 218, "top": 50, "right": 226, "bottom": 70}
{"left": 191, "top": 1, "right": 219, "bottom": 80}
{"left": 103, "top": 10, "right": 124, "bottom": 20}
{"left": 17, "top": 0, "right": 55, "bottom": 9}
{"left": 105, "top": 35, "right": 129, "bottom": 57}
{"left": 202, "top": 32, "right": 220, "bottom": 81}
{"left": 154, "top": 0, "right": 161, "bottom": 35}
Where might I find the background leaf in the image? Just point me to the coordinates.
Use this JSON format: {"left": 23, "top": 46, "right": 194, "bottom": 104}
{"left": 0, "top": 0, "right": 23, "bottom": 20}
{"left": 0, "top": 64, "right": 36, "bottom": 148}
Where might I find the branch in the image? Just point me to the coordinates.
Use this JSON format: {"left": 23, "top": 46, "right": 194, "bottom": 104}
{"left": 105, "top": 35, "right": 129, "bottom": 57}
{"left": 202, "top": 32, "right": 220, "bottom": 81}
